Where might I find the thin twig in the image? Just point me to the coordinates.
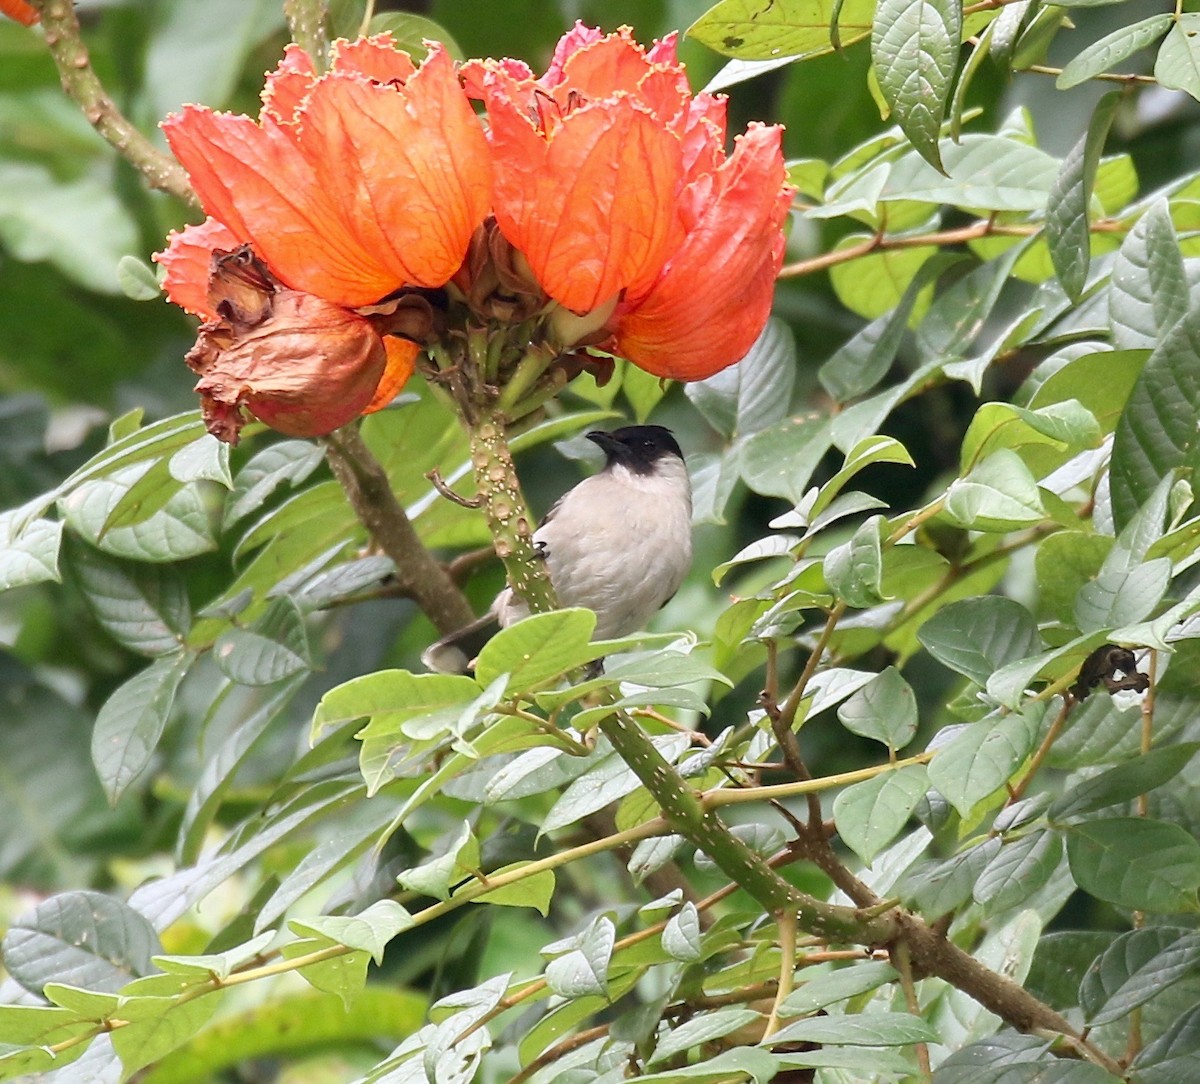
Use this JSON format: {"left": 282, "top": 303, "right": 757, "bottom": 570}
{"left": 893, "top": 941, "right": 933, "bottom": 1083}
{"left": 32, "top": 0, "right": 196, "bottom": 205}
{"left": 780, "top": 217, "right": 1124, "bottom": 279}
{"left": 1006, "top": 696, "right": 1072, "bottom": 807}
{"left": 762, "top": 909, "right": 798, "bottom": 1040}
{"left": 426, "top": 468, "right": 482, "bottom": 509}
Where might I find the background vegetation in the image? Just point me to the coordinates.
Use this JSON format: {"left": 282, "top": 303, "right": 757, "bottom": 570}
{"left": 0, "top": 0, "right": 1199, "bottom": 1081}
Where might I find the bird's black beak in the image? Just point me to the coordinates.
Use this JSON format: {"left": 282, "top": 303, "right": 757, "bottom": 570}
{"left": 586, "top": 430, "right": 620, "bottom": 452}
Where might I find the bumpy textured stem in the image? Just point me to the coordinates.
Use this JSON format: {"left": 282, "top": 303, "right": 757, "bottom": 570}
{"left": 324, "top": 426, "right": 475, "bottom": 636}
{"left": 283, "top": 0, "right": 328, "bottom": 71}
{"left": 467, "top": 406, "right": 556, "bottom": 613}
{"left": 32, "top": 0, "right": 196, "bottom": 205}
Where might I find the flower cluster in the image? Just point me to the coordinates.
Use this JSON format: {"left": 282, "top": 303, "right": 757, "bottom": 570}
{"left": 156, "top": 24, "right": 793, "bottom": 442}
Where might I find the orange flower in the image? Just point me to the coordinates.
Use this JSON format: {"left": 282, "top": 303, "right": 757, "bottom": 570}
{"left": 160, "top": 36, "right": 490, "bottom": 309}
{"left": 155, "top": 35, "right": 484, "bottom": 440}
{"left": 0, "top": 0, "right": 38, "bottom": 27}
{"left": 465, "top": 24, "right": 792, "bottom": 381}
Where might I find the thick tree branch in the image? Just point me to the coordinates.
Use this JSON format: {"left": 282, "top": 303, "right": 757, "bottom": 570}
{"left": 32, "top": 0, "right": 196, "bottom": 205}
{"left": 323, "top": 425, "right": 475, "bottom": 636}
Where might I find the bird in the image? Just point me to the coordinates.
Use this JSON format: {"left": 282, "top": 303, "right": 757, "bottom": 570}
{"left": 422, "top": 425, "right": 693, "bottom": 674}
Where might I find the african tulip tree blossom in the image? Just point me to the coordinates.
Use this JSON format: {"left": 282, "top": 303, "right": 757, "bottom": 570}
{"left": 464, "top": 23, "right": 792, "bottom": 381}
{"left": 155, "top": 34, "right": 487, "bottom": 441}
{"left": 161, "top": 36, "right": 490, "bottom": 308}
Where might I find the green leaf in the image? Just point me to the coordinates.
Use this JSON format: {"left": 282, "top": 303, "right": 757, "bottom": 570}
{"left": 830, "top": 241, "right": 939, "bottom": 319}
{"left": 1025, "top": 349, "right": 1147, "bottom": 434}
{"left": 812, "top": 437, "right": 915, "bottom": 520}
{"left": 211, "top": 596, "right": 311, "bottom": 686}
{"left": 1133, "top": 1002, "right": 1200, "bottom": 1082}
{"left": 1155, "top": 14, "right": 1200, "bottom": 101}
{"left": 1034, "top": 530, "right": 1113, "bottom": 624}
{"left": 917, "top": 246, "right": 1028, "bottom": 363}
{"left": 1046, "top": 92, "right": 1120, "bottom": 301}
{"left": 109, "top": 988, "right": 224, "bottom": 1080}
{"left": 2, "top": 890, "right": 160, "bottom": 996}
{"left": 290, "top": 900, "right": 414, "bottom": 964}
{"left": 92, "top": 653, "right": 192, "bottom": 805}
{"left": 883, "top": 136, "right": 1059, "bottom": 211}
{"left": 871, "top": 0, "right": 961, "bottom": 171}
{"left": 68, "top": 540, "right": 190, "bottom": 657}
{"left": 1049, "top": 744, "right": 1200, "bottom": 821}
{"left": 397, "top": 822, "right": 479, "bottom": 902}
{"left": 544, "top": 917, "right": 615, "bottom": 999}
{"left": 1110, "top": 304, "right": 1200, "bottom": 528}
{"left": 179, "top": 677, "right": 303, "bottom": 864}
{"left": 833, "top": 764, "right": 929, "bottom": 862}
{"left": 1058, "top": 15, "right": 1172, "bottom": 90}
{"left": 0, "top": 510, "right": 62, "bottom": 590}
{"left": 837, "top": 666, "right": 918, "bottom": 750}
{"left": 823, "top": 514, "right": 887, "bottom": 607}
{"left": 223, "top": 439, "right": 324, "bottom": 529}
{"left": 622, "top": 364, "right": 669, "bottom": 423}
{"left": 0, "top": 160, "right": 139, "bottom": 294}
{"left": 314, "top": 668, "right": 479, "bottom": 734}
{"left": 662, "top": 903, "right": 703, "bottom": 961}
{"left": 780, "top": 961, "right": 899, "bottom": 1017}
{"left": 687, "top": 0, "right": 874, "bottom": 60}
{"left": 820, "top": 256, "right": 957, "bottom": 401}
{"left": 686, "top": 317, "right": 796, "bottom": 438}
{"left": 739, "top": 415, "right": 833, "bottom": 501}
{"left": 475, "top": 608, "right": 598, "bottom": 691}
{"left": 1107, "top": 205, "right": 1188, "bottom": 345}
{"left": 973, "top": 831, "right": 1064, "bottom": 914}
{"left": 1067, "top": 818, "right": 1200, "bottom": 913}
{"left": 368, "top": 12, "right": 465, "bottom": 60}
{"left": 116, "top": 254, "right": 161, "bottom": 301}
{"left": 1074, "top": 557, "right": 1172, "bottom": 633}
{"left": 928, "top": 705, "right": 1044, "bottom": 817}
{"left": 903, "top": 838, "right": 1002, "bottom": 915}
{"left": 649, "top": 1008, "right": 764, "bottom": 1065}
{"left": 766, "top": 1011, "right": 938, "bottom": 1047}
{"left": 1080, "top": 927, "right": 1200, "bottom": 1026}
{"left": 60, "top": 463, "right": 219, "bottom": 562}
{"left": 472, "top": 863, "right": 555, "bottom": 914}
{"left": 138, "top": 988, "right": 427, "bottom": 1082}
{"left": 152, "top": 932, "right": 276, "bottom": 981}
{"left": 917, "top": 596, "right": 1040, "bottom": 685}
{"left": 943, "top": 449, "right": 1046, "bottom": 531}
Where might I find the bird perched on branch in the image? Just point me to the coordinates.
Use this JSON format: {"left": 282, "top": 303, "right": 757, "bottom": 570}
{"left": 422, "top": 425, "right": 693, "bottom": 674}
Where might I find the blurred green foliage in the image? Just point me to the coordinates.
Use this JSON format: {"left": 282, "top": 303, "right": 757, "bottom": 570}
{"left": 1, "top": 0, "right": 1200, "bottom": 1081}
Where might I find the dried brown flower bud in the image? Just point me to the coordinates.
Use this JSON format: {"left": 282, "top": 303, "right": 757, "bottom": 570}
{"left": 187, "top": 249, "right": 386, "bottom": 444}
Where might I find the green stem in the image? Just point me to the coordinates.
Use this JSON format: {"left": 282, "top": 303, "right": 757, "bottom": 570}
{"left": 466, "top": 405, "right": 556, "bottom": 613}
{"left": 283, "top": 0, "right": 329, "bottom": 70}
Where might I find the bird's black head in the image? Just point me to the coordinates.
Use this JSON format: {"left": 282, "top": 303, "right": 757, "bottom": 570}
{"left": 587, "top": 425, "right": 683, "bottom": 475}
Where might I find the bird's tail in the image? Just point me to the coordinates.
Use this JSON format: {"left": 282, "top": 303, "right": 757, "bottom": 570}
{"left": 421, "top": 612, "right": 500, "bottom": 674}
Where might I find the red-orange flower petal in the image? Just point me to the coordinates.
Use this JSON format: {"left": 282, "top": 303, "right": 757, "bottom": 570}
{"left": 614, "top": 124, "right": 792, "bottom": 381}
{"left": 292, "top": 48, "right": 490, "bottom": 292}
{"left": 260, "top": 43, "right": 317, "bottom": 125}
{"left": 363, "top": 336, "right": 418, "bottom": 413}
{"left": 154, "top": 218, "right": 241, "bottom": 320}
{"left": 0, "top": 0, "right": 38, "bottom": 26}
{"left": 163, "top": 41, "right": 488, "bottom": 309}
{"left": 485, "top": 94, "right": 683, "bottom": 314}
